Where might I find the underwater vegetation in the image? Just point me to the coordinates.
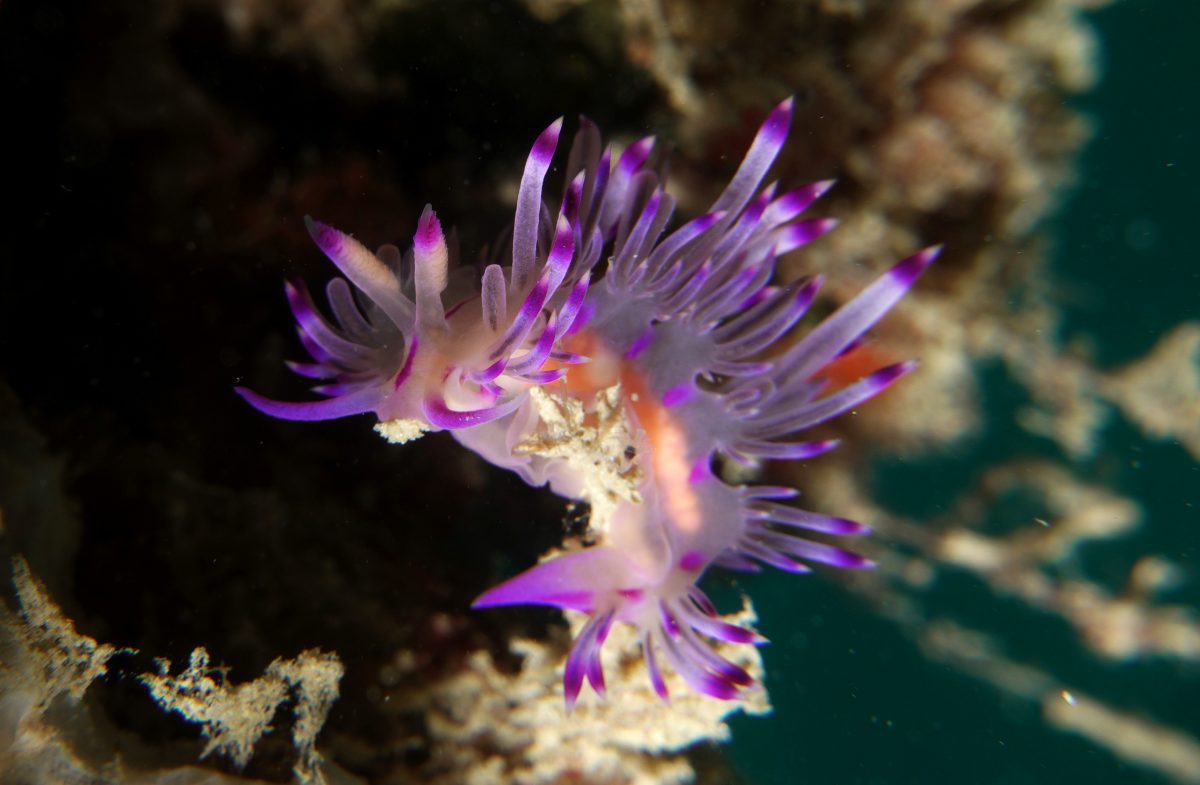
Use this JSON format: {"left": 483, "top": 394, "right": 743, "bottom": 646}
{"left": 238, "top": 99, "right": 938, "bottom": 706}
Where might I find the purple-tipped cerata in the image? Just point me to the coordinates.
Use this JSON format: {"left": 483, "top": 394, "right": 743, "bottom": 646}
{"left": 241, "top": 98, "right": 938, "bottom": 708}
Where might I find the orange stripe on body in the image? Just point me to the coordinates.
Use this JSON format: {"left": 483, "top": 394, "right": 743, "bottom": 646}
{"left": 558, "top": 330, "right": 703, "bottom": 536}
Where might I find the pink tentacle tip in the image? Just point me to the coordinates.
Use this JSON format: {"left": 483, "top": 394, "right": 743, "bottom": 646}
{"left": 549, "top": 215, "right": 575, "bottom": 262}
{"left": 618, "top": 136, "right": 655, "bottom": 175}
{"left": 414, "top": 204, "right": 444, "bottom": 252}
{"left": 531, "top": 117, "right": 564, "bottom": 164}
{"left": 810, "top": 178, "right": 836, "bottom": 199}
{"left": 762, "top": 97, "right": 795, "bottom": 142}
{"left": 890, "top": 244, "right": 943, "bottom": 286}
{"left": 303, "top": 215, "right": 340, "bottom": 252}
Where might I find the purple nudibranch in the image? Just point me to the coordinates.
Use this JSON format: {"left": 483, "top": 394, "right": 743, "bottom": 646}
{"left": 239, "top": 97, "right": 939, "bottom": 708}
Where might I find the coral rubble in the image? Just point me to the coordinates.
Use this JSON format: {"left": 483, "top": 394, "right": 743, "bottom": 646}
{"left": 401, "top": 603, "right": 768, "bottom": 785}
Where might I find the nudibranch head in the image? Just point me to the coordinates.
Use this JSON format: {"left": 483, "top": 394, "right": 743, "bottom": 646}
{"left": 236, "top": 117, "right": 584, "bottom": 436}
{"left": 241, "top": 98, "right": 938, "bottom": 707}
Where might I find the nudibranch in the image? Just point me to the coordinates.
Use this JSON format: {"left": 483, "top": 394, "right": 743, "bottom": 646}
{"left": 238, "top": 98, "right": 939, "bottom": 707}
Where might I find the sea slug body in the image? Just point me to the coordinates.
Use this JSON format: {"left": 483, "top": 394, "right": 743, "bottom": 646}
{"left": 239, "top": 98, "right": 939, "bottom": 707}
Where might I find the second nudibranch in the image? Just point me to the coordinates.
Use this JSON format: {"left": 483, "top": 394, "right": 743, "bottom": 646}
{"left": 239, "top": 97, "right": 939, "bottom": 707}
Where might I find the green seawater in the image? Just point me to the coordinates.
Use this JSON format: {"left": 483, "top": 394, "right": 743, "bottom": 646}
{"left": 727, "top": 2, "right": 1199, "bottom": 784}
